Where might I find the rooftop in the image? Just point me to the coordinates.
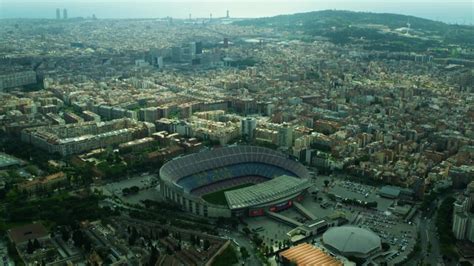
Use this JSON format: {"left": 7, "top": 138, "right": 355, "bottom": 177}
{"left": 0, "top": 152, "right": 24, "bottom": 168}
{"left": 7, "top": 223, "right": 49, "bottom": 245}
{"left": 279, "top": 243, "right": 343, "bottom": 266}
{"left": 323, "top": 226, "right": 381, "bottom": 256}
{"left": 224, "top": 175, "right": 310, "bottom": 209}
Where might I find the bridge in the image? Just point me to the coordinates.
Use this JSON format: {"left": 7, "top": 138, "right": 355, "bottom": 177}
{"left": 293, "top": 201, "right": 317, "bottom": 220}
{"left": 265, "top": 210, "right": 302, "bottom": 227}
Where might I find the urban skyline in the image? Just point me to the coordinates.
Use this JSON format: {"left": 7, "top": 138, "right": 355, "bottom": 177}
{"left": 0, "top": 0, "right": 473, "bottom": 24}
{"left": 0, "top": 4, "right": 473, "bottom": 266}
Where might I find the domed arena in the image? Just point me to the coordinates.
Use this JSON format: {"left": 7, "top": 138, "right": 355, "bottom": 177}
{"left": 159, "top": 146, "right": 310, "bottom": 218}
{"left": 322, "top": 226, "right": 382, "bottom": 258}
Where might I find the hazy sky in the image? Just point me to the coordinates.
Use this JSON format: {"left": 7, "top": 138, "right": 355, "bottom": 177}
{"left": 1, "top": 0, "right": 472, "bottom": 24}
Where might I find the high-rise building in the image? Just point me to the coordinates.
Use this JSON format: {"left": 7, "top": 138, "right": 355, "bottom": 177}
{"left": 454, "top": 196, "right": 468, "bottom": 213}
{"left": 189, "top": 42, "right": 197, "bottom": 57}
{"left": 467, "top": 214, "right": 474, "bottom": 242}
{"left": 171, "top": 47, "right": 182, "bottom": 62}
{"left": 453, "top": 212, "right": 468, "bottom": 239}
{"left": 149, "top": 49, "right": 164, "bottom": 69}
{"left": 56, "top": 8, "right": 60, "bottom": 19}
{"left": 452, "top": 182, "right": 474, "bottom": 242}
{"left": 241, "top": 117, "right": 257, "bottom": 140}
{"left": 195, "top": 41, "right": 203, "bottom": 54}
{"left": 468, "top": 181, "right": 474, "bottom": 211}
{"left": 278, "top": 123, "right": 293, "bottom": 148}
{"left": 226, "top": 10, "right": 230, "bottom": 18}
{"left": 156, "top": 56, "right": 164, "bottom": 69}
{"left": 223, "top": 38, "right": 229, "bottom": 48}
{"left": 63, "top": 9, "right": 68, "bottom": 19}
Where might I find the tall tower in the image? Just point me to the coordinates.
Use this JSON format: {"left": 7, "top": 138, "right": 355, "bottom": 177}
{"left": 226, "top": 10, "right": 229, "bottom": 18}
{"left": 278, "top": 123, "right": 294, "bottom": 148}
{"left": 63, "top": 8, "right": 68, "bottom": 19}
{"left": 56, "top": 8, "right": 60, "bottom": 20}
{"left": 241, "top": 117, "right": 257, "bottom": 140}
{"left": 453, "top": 212, "right": 468, "bottom": 239}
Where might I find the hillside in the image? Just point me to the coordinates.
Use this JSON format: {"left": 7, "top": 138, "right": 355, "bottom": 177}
{"left": 235, "top": 10, "right": 473, "bottom": 52}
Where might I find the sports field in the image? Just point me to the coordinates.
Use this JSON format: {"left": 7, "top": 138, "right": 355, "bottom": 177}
{"left": 202, "top": 183, "right": 254, "bottom": 205}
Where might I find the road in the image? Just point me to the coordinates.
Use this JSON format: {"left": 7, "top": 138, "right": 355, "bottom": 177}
{"left": 223, "top": 228, "right": 262, "bottom": 266}
{"left": 417, "top": 192, "right": 453, "bottom": 266}
{"left": 418, "top": 214, "right": 443, "bottom": 266}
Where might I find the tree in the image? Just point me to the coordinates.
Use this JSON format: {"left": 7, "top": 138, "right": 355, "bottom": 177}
{"left": 61, "top": 227, "right": 70, "bottom": 241}
{"left": 240, "top": 247, "right": 249, "bottom": 260}
{"left": 252, "top": 234, "right": 263, "bottom": 246}
{"left": 84, "top": 238, "right": 92, "bottom": 252}
{"left": 72, "top": 230, "right": 84, "bottom": 247}
{"left": 148, "top": 245, "right": 159, "bottom": 266}
{"left": 203, "top": 239, "right": 210, "bottom": 250}
{"left": 190, "top": 234, "right": 196, "bottom": 245}
{"left": 211, "top": 245, "right": 238, "bottom": 266}
{"left": 25, "top": 165, "right": 40, "bottom": 176}
{"left": 324, "top": 180, "right": 330, "bottom": 188}
{"left": 33, "top": 238, "right": 41, "bottom": 249}
{"left": 129, "top": 227, "right": 139, "bottom": 246}
{"left": 166, "top": 245, "right": 173, "bottom": 255}
{"left": 27, "top": 240, "right": 34, "bottom": 254}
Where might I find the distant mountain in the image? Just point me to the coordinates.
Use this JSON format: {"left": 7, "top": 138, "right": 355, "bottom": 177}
{"left": 235, "top": 10, "right": 473, "bottom": 52}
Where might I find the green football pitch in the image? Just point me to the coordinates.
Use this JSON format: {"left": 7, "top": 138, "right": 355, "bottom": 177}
{"left": 202, "top": 183, "right": 254, "bottom": 205}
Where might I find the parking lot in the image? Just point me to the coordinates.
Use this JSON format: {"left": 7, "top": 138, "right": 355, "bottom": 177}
{"left": 241, "top": 174, "right": 418, "bottom": 264}
{"left": 356, "top": 211, "right": 417, "bottom": 264}
{"left": 309, "top": 176, "right": 417, "bottom": 264}
{"left": 95, "top": 173, "right": 161, "bottom": 205}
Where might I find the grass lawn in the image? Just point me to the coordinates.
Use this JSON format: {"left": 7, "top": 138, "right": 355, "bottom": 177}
{"left": 202, "top": 183, "right": 254, "bottom": 205}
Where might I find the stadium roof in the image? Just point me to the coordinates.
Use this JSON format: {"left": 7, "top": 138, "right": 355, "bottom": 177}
{"left": 322, "top": 226, "right": 381, "bottom": 257}
{"left": 279, "top": 243, "right": 343, "bottom": 266}
{"left": 225, "top": 175, "right": 310, "bottom": 210}
{"left": 160, "top": 146, "right": 309, "bottom": 184}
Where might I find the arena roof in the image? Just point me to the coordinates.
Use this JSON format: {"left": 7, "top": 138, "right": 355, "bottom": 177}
{"left": 224, "top": 175, "right": 310, "bottom": 210}
{"left": 279, "top": 243, "right": 343, "bottom": 266}
{"left": 322, "top": 226, "right": 381, "bottom": 257}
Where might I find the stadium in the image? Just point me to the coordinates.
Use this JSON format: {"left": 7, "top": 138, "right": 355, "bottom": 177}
{"left": 159, "top": 146, "right": 311, "bottom": 218}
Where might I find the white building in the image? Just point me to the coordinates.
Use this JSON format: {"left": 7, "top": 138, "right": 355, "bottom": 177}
{"left": 0, "top": 71, "right": 37, "bottom": 90}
